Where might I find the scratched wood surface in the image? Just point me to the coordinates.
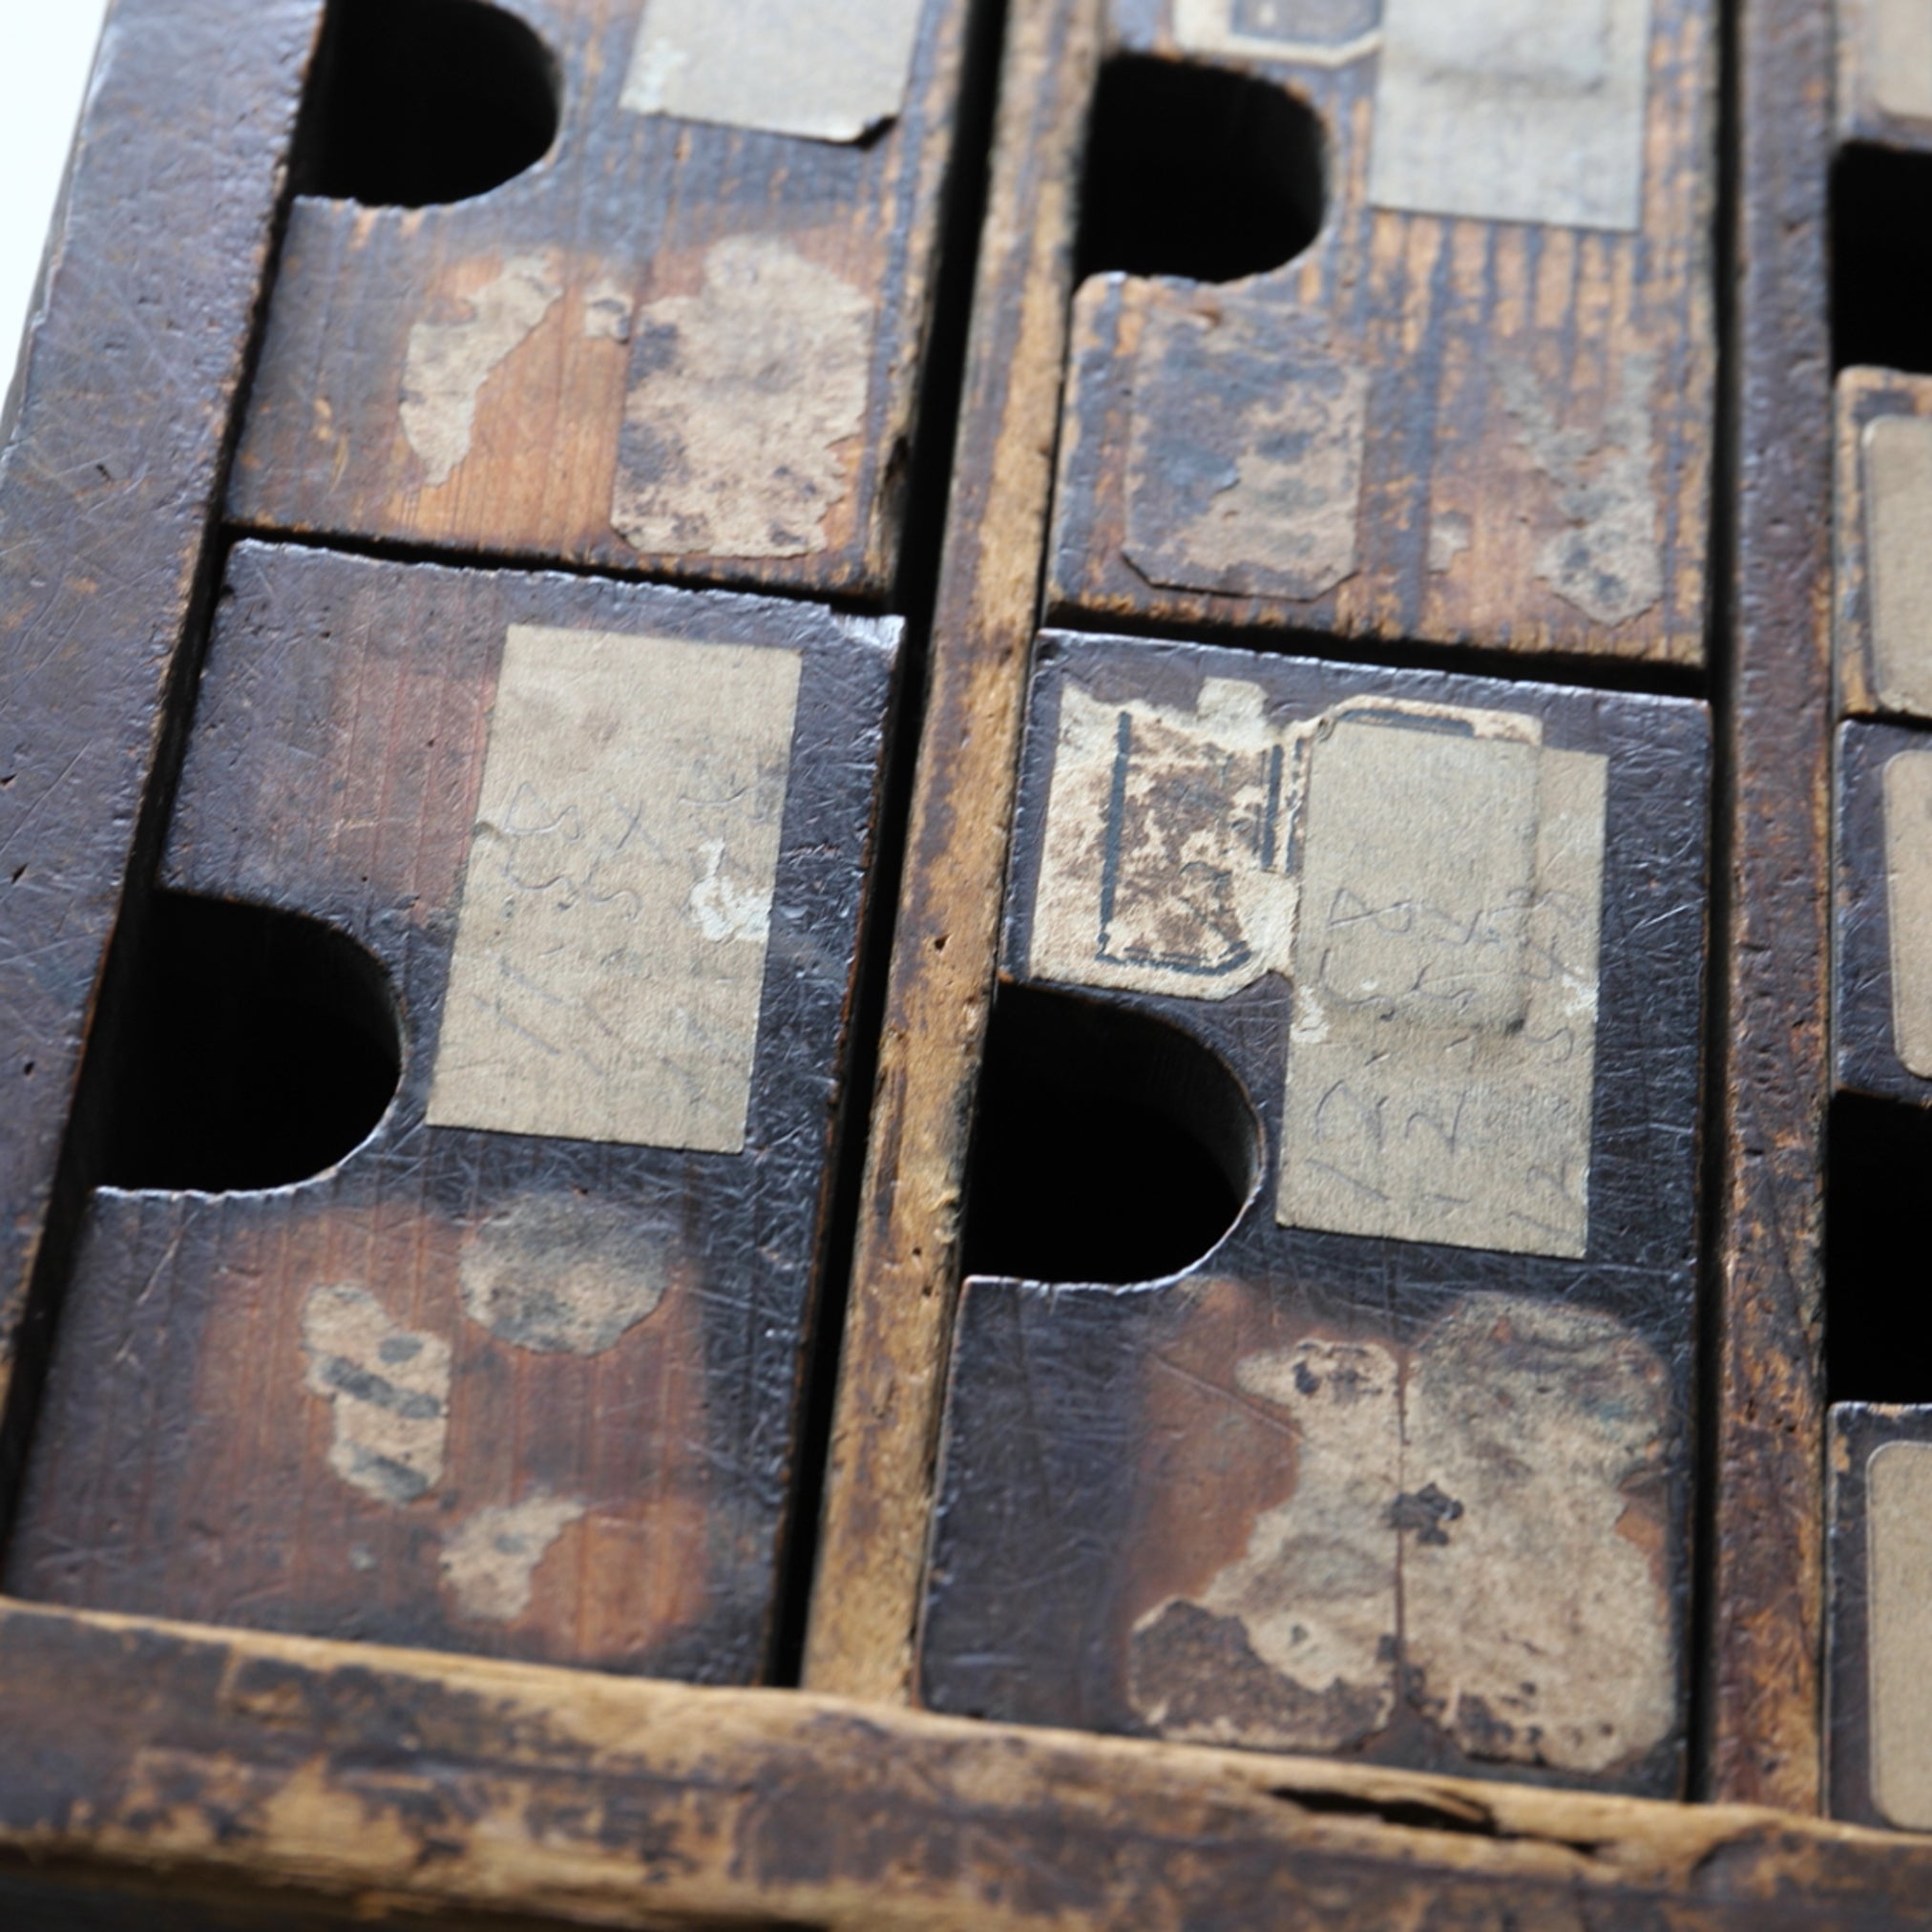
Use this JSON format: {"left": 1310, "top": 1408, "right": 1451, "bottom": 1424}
{"left": 229, "top": 0, "right": 972, "bottom": 605}
{"left": 0, "top": 0, "right": 324, "bottom": 1489}
{"left": 1703, "top": 0, "right": 1835, "bottom": 1814}
{"left": 918, "top": 633, "right": 1710, "bottom": 1796}
{"left": 1044, "top": 0, "right": 1715, "bottom": 665}
{"left": 4, "top": 542, "right": 898, "bottom": 1679}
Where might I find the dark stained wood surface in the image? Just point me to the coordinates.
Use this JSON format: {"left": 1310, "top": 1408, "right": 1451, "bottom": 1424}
{"left": 1045, "top": 0, "right": 1715, "bottom": 665}
{"left": 4, "top": 542, "right": 898, "bottom": 1680}
{"left": 0, "top": 0, "right": 324, "bottom": 1461}
{"left": 230, "top": 0, "right": 974, "bottom": 607}
{"left": 1706, "top": 0, "right": 1835, "bottom": 1813}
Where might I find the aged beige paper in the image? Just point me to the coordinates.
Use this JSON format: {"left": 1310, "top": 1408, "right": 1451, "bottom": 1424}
{"left": 1371, "top": 0, "right": 1651, "bottom": 232}
{"left": 1883, "top": 749, "right": 1932, "bottom": 1080}
{"left": 1863, "top": 415, "right": 1932, "bottom": 720}
{"left": 1870, "top": 0, "right": 1932, "bottom": 121}
{"left": 1868, "top": 1441, "right": 1932, "bottom": 1830}
{"left": 623, "top": 0, "right": 924, "bottom": 142}
{"left": 1277, "top": 718, "right": 1606, "bottom": 1258}
{"left": 428, "top": 626, "right": 802, "bottom": 1152}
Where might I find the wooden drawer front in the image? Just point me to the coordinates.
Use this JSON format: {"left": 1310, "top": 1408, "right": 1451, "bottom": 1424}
{"left": 4, "top": 541, "right": 897, "bottom": 1678}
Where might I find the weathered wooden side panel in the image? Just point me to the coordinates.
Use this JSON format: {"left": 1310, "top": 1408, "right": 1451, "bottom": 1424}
{"left": 230, "top": 0, "right": 975, "bottom": 605}
{"left": 1046, "top": 0, "right": 1716, "bottom": 664}
{"left": 0, "top": 0, "right": 323, "bottom": 1419}
{"left": 0, "top": 1605, "right": 1931, "bottom": 1930}
{"left": 3, "top": 543, "right": 898, "bottom": 1680}
{"left": 1706, "top": 0, "right": 1835, "bottom": 1815}
{"left": 919, "top": 633, "right": 1710, "bottom": 1796}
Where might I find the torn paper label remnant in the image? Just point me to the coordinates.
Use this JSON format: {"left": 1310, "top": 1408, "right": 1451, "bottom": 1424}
{"left": 302, "top": 1285, "right": 451, "bottom": 1506}
{"left": 1124, "top": 304, "right": 1369, "bottom": 605}
{"left": 427, "top": 626, "right": 802, "bottom": 1153}
{"left": 623, "top": 0, "right": 925, "bottom": 143}
{"left": 1371, "top": 0, "right": 1651, "bottom": 232}
{"left": 1278, "top": 717, "right": 1606, "bottom": 1258}
{"left": 1130, "top": 1336, "right": 1400, "bottom": 1754}
{"left": 401, "top": 256, "right": 561, "bottom": 488}
{"left": 613, "top": 237, "right": 871, "bottom": 560}
{"left": 440, "top": 1494, "right": 587, "bottom": 1625}
{"left": 1883, "top": 750, "right": 1932, "bottom": 1080}
{"left": 1863, "top": 415, "right": 1932, "bottom": 720}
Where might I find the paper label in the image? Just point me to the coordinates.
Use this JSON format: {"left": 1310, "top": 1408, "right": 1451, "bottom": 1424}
{"left": 1884, "top": 749, "right": 1932, "bottom": 1081}
{"left": 1370, "top": 0, "right": 1651, "bottom": 231}
{"left": 623, "top": 0, "right": 924, "bottom": 143}
{"left": 1868, "top": 1441, "right": 1932, "bottom": 1830}
{"left": 1871, "top": 0, "right": 1932, "bottom": 121}
{"left": 1027, "top": 681, "right": 1606, "bottom": 1257}
{"left": 428, "top": 627, "right": 802, "bottom": 1153}
{"left": 1863, "top": 415, "right": 1932, "bottom": 720}
{"left": 1171, "top": 0, "right": 1383, "bottom": 65}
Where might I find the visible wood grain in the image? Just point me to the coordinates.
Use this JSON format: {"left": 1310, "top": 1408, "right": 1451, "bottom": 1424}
{"left": 919, "top": 634, "right": 1710, "bottom": 1796}
{"left": 1834, "top": 369, "right": 1932, "bottom": 722}
{"left": 1708, "top": 0, "right": 1835, "bottom": 1814}
{"left": 0, "top": 0, "right": 323, "bottom": 1442}
{"left": 4, "top": 543, "right": 898, "bottom": 1681}
{"left": 229, "top": 0, "right": 972, "bottom": 605}
{"left": 802, "top": 0, "right": 1106, "bottom": 1702}
{"left": 4, "top": 1602, "right": 1932, "bottom": 1929}
{"left": 1045, "top": 0, "right": 1715, "bottom": 664}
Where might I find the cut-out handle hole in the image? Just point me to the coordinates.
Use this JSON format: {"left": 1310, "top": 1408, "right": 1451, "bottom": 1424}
{"left": 962, "top": 981, "right": 1260, "bottom": 1286}
{"left": 1833, "top": 144, "right": 1932, "bottom": 374}
{"left": 102, "top": 894, "right": 401, "bottom": 1192}
{"left": 1826, "top": 1092, "right": 1932, "bottom": 1401}
{"left": 297, "top": 0, "right": 560, "bottom": 207}
{"left": 1076, "top": 56, "right": 1324, "bottom": 284}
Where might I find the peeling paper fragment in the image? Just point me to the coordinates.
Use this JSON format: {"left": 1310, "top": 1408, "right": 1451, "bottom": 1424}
{"left": 1402, "top": 1295, "right": 1674, "bottom": 1774}
{"left": 623, "top": 0, "right": 924, "bottom": 143}
{"left": 1130, "top": 1338, "right": 1400, "bottom": 1752}
{"left": 613, "top": 237, "right": 871, "bottom": 560}
{"left": 1124, "top": 304, "right": 1369, "bottom": 604}
{"left": 1870, "top": 0, "right": 1932, "bottom": 122}
{"left": 401, "top": 256, "right": 561, "bottom": 488}
{"left": 460, "top": 1192, "right": 671, "bottom": 1355}
{"left": 301, "top": 1285, "right": 451, "bottom": 1505}
{"left": 1128, "top": 1296, "right": 1674, "bottom": 1774}
{"left": 428, "top": 626, "right": 802, "bottom": 1153}
{"left": 440, "top": 1495, "right": 586, "bottom": 1624}
{"left": 1499, "top": 351, "right": 1663, "bottom": 629}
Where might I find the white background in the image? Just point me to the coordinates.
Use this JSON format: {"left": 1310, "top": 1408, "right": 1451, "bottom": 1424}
{"left": 0, "top": 1, "right": 115, "bottom": 403}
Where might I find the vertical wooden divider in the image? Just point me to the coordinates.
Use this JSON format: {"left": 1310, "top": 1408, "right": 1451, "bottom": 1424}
{"left": 805, "top": 0, "right": 1105, "bottom": 1701}
{"left": 1708, "top": 0, "right": 1835, "bottom": 1811}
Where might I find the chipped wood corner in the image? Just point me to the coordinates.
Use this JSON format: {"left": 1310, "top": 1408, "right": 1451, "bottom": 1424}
{"left": 3, "top": 1599, "right": 1932, "bottom": 1930}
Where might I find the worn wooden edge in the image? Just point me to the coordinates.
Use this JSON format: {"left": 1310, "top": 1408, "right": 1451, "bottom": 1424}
{"left": 6, "top": 1598, "right": 1932, "bottom": 1929}
{"left": 1707, "top": 0, "right": 1833, "bottom": 1812}
{"left": 0, "top": 0, "right": 324, "bottom": 1459}
{"left": 802, "top": 0, "right": 1105, "bottom": 1703}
